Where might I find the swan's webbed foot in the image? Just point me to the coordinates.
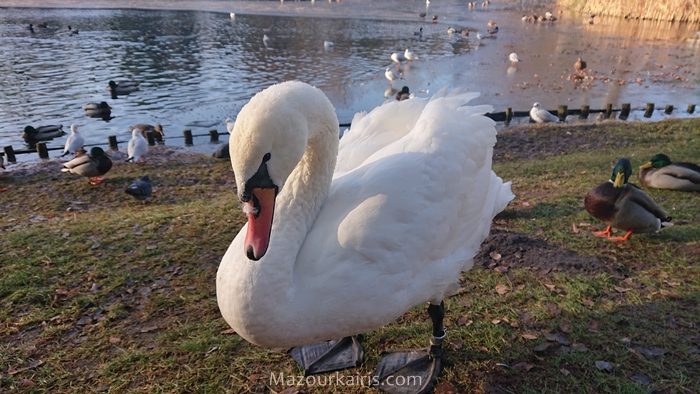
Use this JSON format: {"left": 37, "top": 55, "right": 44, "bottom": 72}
{"left": 289, "top": 336, "right": 364, "bottom": 375}
{"left": 372, "top": 302, "right": 445, "bottom": 394}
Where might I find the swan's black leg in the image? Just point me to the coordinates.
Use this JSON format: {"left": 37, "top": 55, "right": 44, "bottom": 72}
{"left": 289, "top": 336, "right": 364, "bottom": 375}
{"left": 372, "top": 302, "right": 445, "bottom": 394}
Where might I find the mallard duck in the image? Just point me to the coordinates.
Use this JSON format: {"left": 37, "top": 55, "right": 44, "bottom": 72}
{"left": 395, "top": 86, "right": 411, "bottom": 101}
{"left": 83, "top": 101, "right": 112, "bottom": 118}
{"left": 126, "top": 128, "right": 148, "bottom": 163}
{"left": 62, "top": 124, "right": 84, "bottom": 156}
{"left": 107, "top": 80, "right": 139, "bottom": 95}
{"left": 125, "top": 175, "right": 153, "bottom": 201}
{"left": 217, "top": 81, "right": 513, "bottom": 391}
{"left": 574, "top": 57, "right": 587, "bottom": 72}
{"left": 585, "top": 158, "right": 672, "bottom": 242}
{"left": 23, "top": 125, "right": 65, "bottom": 146}
{"left": 130, "top": 123, "right": 165, "bottom": 144}
{"left": 62, "top": 146, "right": 112, "bottom": 185}
{"left": 530, "top": 102, "right": 560, "bottom": 123}
{"left": 487, "top": 20, "right": 499, "bottom": 35}
{"left": 639, "top": 153, "right": 700, "bottom": 191}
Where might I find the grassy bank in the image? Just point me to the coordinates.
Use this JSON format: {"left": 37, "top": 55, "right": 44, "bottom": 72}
{"left": 1, "top": 119, "right": 698, "bottom": 393}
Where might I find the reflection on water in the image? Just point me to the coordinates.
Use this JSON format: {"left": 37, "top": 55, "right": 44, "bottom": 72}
{"left": 0, "top": 4, "right": 697, "bottom": 156}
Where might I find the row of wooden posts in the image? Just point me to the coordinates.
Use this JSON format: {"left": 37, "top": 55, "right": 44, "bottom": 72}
{"left": 2, "top": 103, "right": 697, "bottom": 162}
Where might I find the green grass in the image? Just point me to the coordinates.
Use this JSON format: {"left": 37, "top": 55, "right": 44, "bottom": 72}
{"left": 1, "top": 119, "right": 699, "bottom": 393}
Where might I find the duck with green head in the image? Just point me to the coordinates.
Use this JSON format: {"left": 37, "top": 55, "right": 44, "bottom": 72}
{"left": 584, "top": 158, "right": 672, "bottom": 242}
{"left": 639, "top": 153, "right": 700, "bottom": 192}
{"left": 61, "top": 147, "right": 113, "bottom": 185}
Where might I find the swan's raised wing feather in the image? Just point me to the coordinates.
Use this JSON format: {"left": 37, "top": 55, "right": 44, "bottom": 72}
{"left": 297, "top": 92, "right": 513, "bottom": 306}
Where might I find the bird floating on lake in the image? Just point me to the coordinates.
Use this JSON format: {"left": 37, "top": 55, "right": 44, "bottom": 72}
{"left": 217, "top": 81, "right": 513, "bottom": 392}
{"left": 530, "top": 102, "right": 560, "bottom": 123}
{"left": 229, "top": 12, "right": 236, "bottom": 19}
{"left": 395, "top": 86, "right": 411, "bottom": 101}
{"left": 390, "top": 52, "right": 405, "bottom": 64}
{"left": 585, "top": 158, "right": 672, "bottom": 242}
{"left": 263, "top": 34, "right": 270, "bottom": 48}
{"left": 83, "top": 102, "right": 112, "bottom": 119}
{"left": 62, "top": 147, "right": 112, "bottom": 185}
{"left": 404, "top": 48, "right": 415, "bottom": 62}
{"left": 22, "top": 125, "right": 64, "bottom": 146}
{"left": 126, "top": 176, "right": 153, "bottom": 202}
{"left": 384, "top": 67, "right": 400, "bottom": 84}
{"left": 107, "top": 80, "right": 139, "bottom": 96}
{"left": 509, "top": 52, "right": 520, "bottom": 65}
{"left": 574, "top": 57, "right": 587, "bottom": 72}
{"left": 127, "top": 128, "right": 149, "bottom": 163}
{"left": 487, "top": 20, "right": 499, "bottom": 35}
{"left": 639, "top": 153, "right": 700, "bottom": 191}
{"left": 323, "top": 40, "right": 334, "bottom": 50}
{"left": 62, "top": 124, "right": 84, "bottom": 157}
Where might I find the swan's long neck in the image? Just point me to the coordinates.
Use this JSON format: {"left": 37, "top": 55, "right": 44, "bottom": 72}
{"left": 249, "top": 122, "right": 338, "bottom": 306}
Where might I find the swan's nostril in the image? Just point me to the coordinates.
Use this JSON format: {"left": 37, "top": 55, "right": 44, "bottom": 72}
{"left": 246, "top": 245, "right": 259, "bottom": 261}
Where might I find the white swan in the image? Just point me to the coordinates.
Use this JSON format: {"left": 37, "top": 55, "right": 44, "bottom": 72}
{"left": 217, "top": 81, "right": 513, "bottom": 386}
{"left": 530, "top": 102, "right": 560, "bottom": 123}
{"left": 126, "top": 128, "right": 148, "bottom": 162}
{"left": 62, "top": 124, "right": 84, "bottom": 157}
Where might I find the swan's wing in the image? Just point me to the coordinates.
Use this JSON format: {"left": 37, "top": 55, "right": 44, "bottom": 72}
{"left": 335, "top": 91, "right": 483, "bottom": 174}
{"left": 298, "top": 91, "right": 513, "bottom": 302}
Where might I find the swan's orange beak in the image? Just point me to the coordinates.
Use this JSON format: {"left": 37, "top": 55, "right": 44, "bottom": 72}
{"left": 244, "top": 187, "right": 276, "bottom": 261}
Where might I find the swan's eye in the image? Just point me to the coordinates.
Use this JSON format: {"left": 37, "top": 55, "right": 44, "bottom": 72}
{"left": 263, "top": 152, "right": 271, "bottom": 162}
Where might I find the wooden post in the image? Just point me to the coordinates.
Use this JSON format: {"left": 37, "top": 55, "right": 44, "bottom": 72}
{"left": 505, "top": 107, "right": 513, "bottom": 124}
{"left": 36, "top": 142, "right": 49, "bottom": 159}
{"left": 108, "top": 135, "right": 119, "bottom": 151}
{"left": 4, "top": 146, "right": 16, "bottom": 163}
{"left": 644, "top": 103, "right": 654, "bottom": 118}
{"left": 688, "top": 104, "right": 696, "bottom": 114}
{"left": 209, "top": 129, "right": 219, "bottom": 143}
{"left": 580, "top": 105, "right": 590, "bottom": 119}
{"left": 146, "top": 131, "right": 156, "bottom": 146}
{"left": 664, "top": 105, "right": 673, "bottom": 114}
{"left": 619, "top": 103, "right": 631, "bottom": 120}
{"left": 184, "top": 129, "right": 193, "bottom": 146}
{"left": 557, "top": 105, "right": 568, "bottom": 122}
{"left": 604, "top": 103, "right": 613, "bottom": 119}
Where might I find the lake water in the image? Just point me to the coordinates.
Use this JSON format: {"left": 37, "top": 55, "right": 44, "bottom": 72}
{"left": 0, "top": 1, "right": 698, "bottom": 160}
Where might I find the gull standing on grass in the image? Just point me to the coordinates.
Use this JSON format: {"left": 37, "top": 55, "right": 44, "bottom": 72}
{"left": 127, "top": 128, "right": 149, "bottom": 162}
{"left": 530, "top": 102, "right": 560, "bottom": 123}
{"left": 62, "top": 124, "right": 84, "bottom": 157}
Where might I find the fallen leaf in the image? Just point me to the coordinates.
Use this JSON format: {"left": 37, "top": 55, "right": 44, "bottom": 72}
{"left": 449, "top": 340, "right": 463, "bottom": 350}
{"left": 571, "top": 223, "right": 579, "bottom": 234}
{"left": 521, "top": 332, "right": 539, "bottom": 340}
{"left": 545, "top": 332, "right": 571, "bottom": 346}
{"left": 595, "top": 360, "right": 613, "bottom": 372}
{"left": 139, "top": 325, "right": 158, "bottom": 333}
{"left": 533, "top": 342, "right": 552, "bottom": 352}
{"left": 572, "top": 343, "right": 589, "bottom": 352}
{"left": 632, "top": 346, "right": 666, "bottom": 358}
{"left": 434, "top": 381, "right": 458, "bottom": 394}
{"left": 614, "top": 286, "right": 632, "bottom": 293}
{"left": 491, "top": 318, "right": 502, "bottom": 325}
{"left": 494, "top": 265, "right": 509, "bottom": 273}
{"left": 205, "top": 346, "right": 219, "bottom": 355}
{"left": 630, "top": 372, "right": 652, "bottom": 385}
{"left": 109, "top": 336, "right": 121, "bottom": 344}
{"left": 20, "top": 379, "right": 35, "bottom": 388}
{"left": 489, "top": 251, "right": 502, "bottom": 261}
{"left": 588, "top": 320, "right": 599, "bottom": 332}
{"left": 512, "top": 362, "right": 534, "bottom": 371}
{"left": 220, "top": 328, "right": 237, "bottom": 335}
{"left": 560, "top": 368, "right": 570, "bottom": 376}
{"left": 457, "top": 315, "right": 473, "bottom": 327}
{"left": 495, "top": 284, "right": 510, "bottom": 295}
{"left": 8, "top": 360, "right": 44, "bottom": 375}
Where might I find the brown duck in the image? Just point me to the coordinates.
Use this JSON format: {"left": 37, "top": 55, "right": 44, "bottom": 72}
{"left": 584, "top": 158, "right": 671, "bottom": 242}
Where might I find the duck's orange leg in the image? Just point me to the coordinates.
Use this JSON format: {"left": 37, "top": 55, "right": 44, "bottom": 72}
{"left": 592, "top": 225, "right": 612, "bottom": 238}
{"left": 609, "top": 230, "right": 633, "bottom": 242}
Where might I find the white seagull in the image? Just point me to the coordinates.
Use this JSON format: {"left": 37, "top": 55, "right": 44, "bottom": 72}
{"left": 62, "top": 124, "right": 84, "bottom": 157}
{"left": 404, "top": 48, "right": 416, "bottom": 62}
{"left": 509, "top": 52, "right": 520, "bottom": 65}
{"left": 126, "top": 127, "right": 149, "bottom": 162}
{"left": 384, "top": 67, "right": 400, "bottom": 84}
{"left": 530, "top": 102, "right": 560, "bottom": 123}
{"left": 263, "top": 34, "right": 270, "bottom": 48}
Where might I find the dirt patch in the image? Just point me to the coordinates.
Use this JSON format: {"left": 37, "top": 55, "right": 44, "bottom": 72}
{"left": 494, "top": 123, "right": 633, "bottom": 162}
{"left": 475, "top": 229, "right": 607, "bottom": 274}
